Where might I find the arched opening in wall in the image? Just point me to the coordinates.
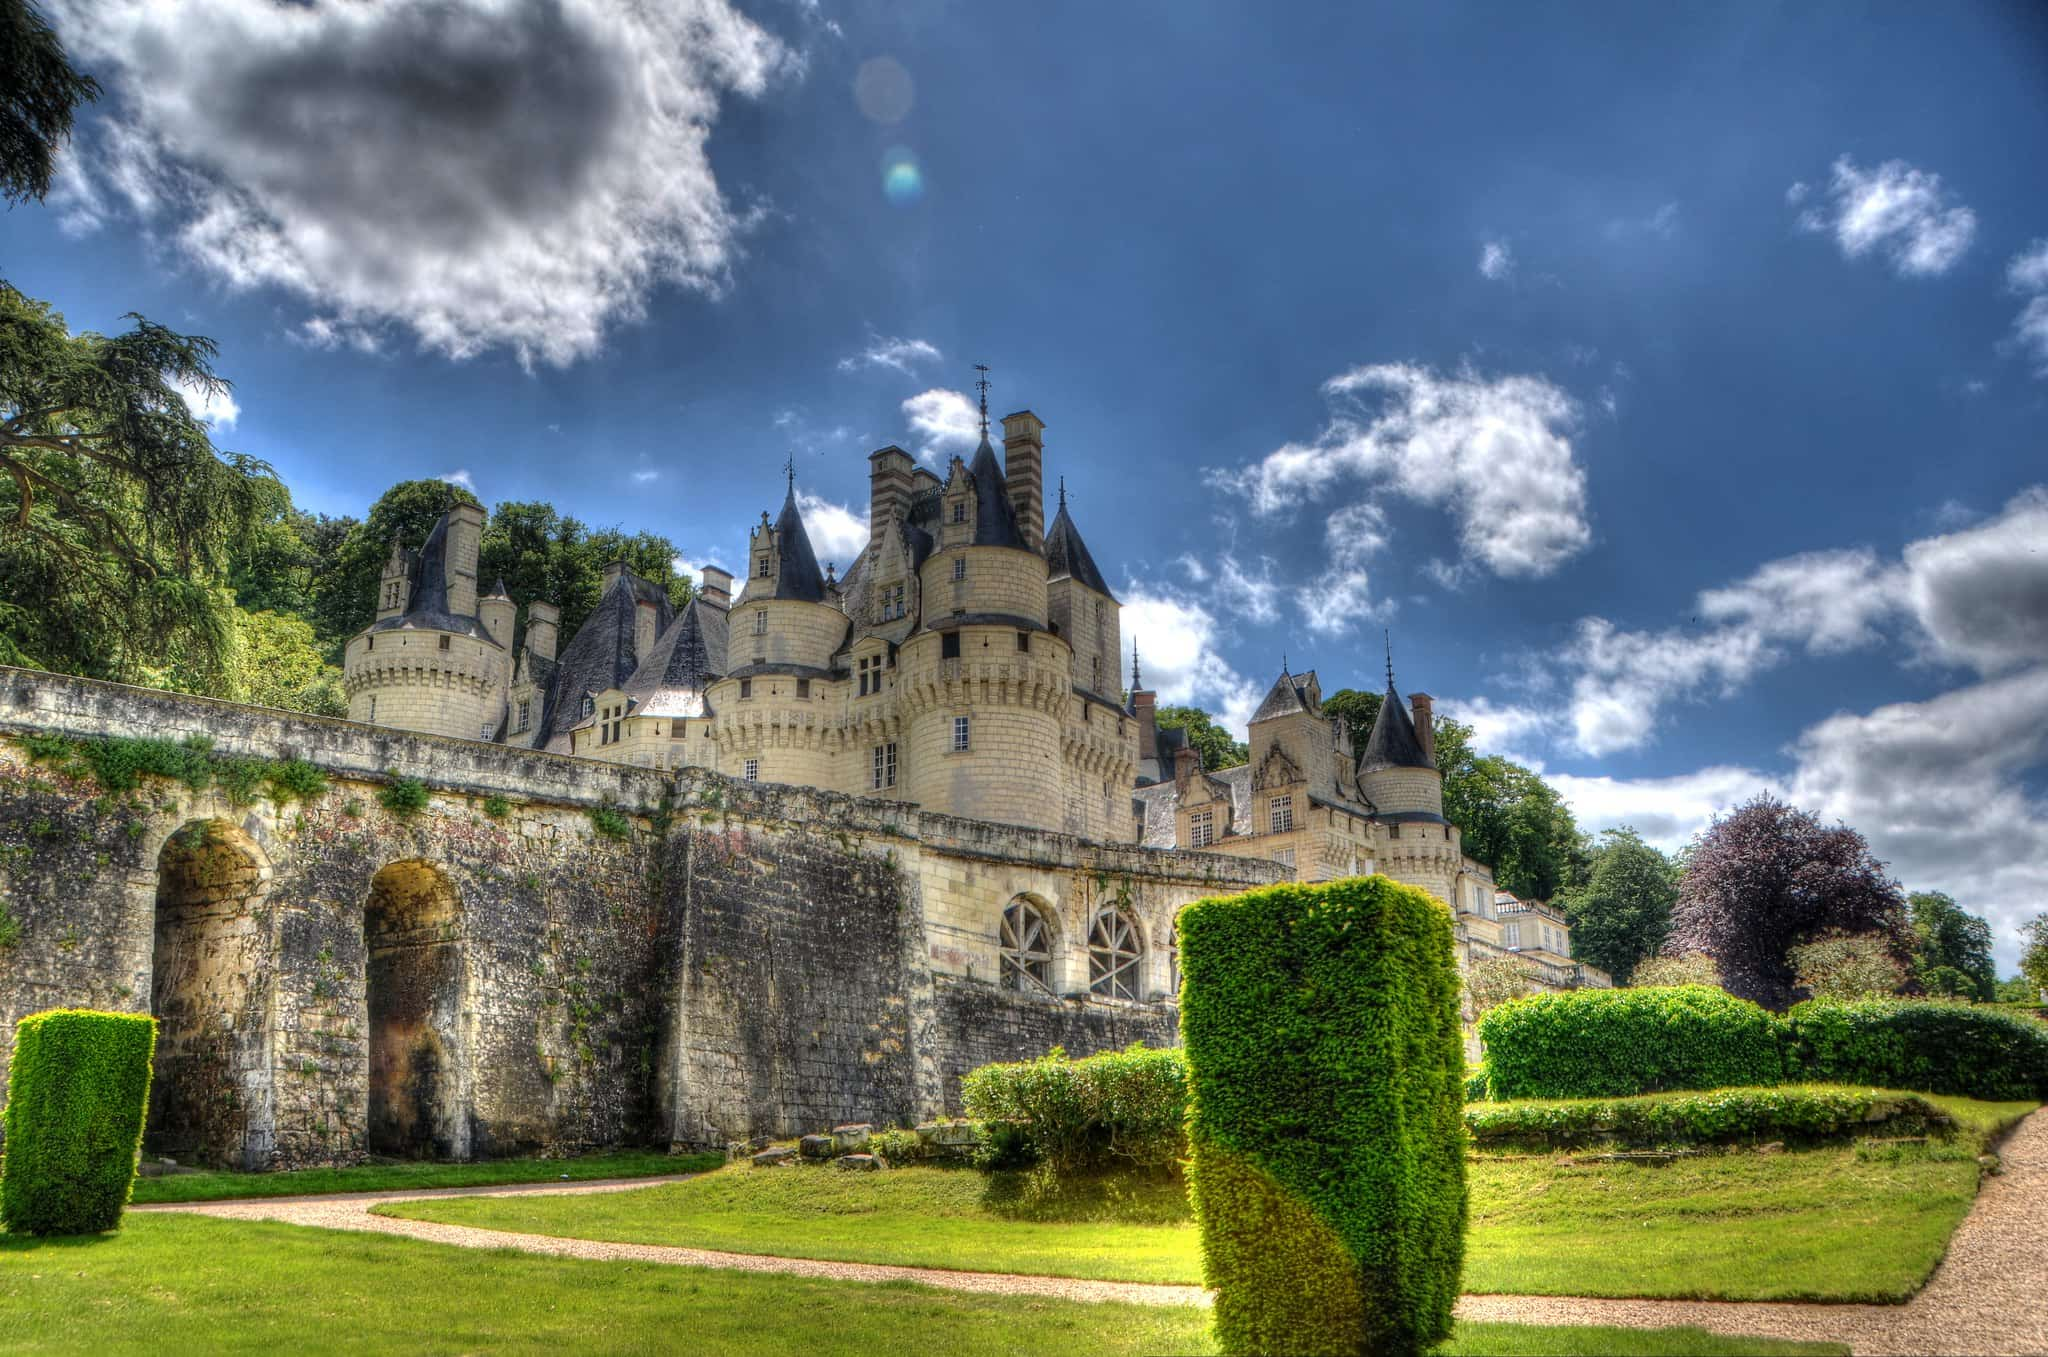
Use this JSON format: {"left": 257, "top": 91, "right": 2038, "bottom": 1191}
{"left": 1087, "top": 909, "right": 1143, "bottom": 1001}
{"left": 148, "top": 819, "right": 273, "bottom": 1168}
{"left": 363, "top": 860, "right": 469, "bottom": 1160}
{"left": 999, "top": 896, "right": 1056, "bottom": 996}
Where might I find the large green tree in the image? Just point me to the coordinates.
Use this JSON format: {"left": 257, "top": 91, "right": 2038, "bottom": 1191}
{"left": 1908, "top": 891, "right": 1996, "bottom": 1002}
{"left": 1, "top": 0, "right": 100, "bottom": 205}
{"left": 0, "top": 284, "right": 274, "bottom": 688}
{"left": 1556, "top": 827, "right": 1679, "bottom": 984}
{"left": 308, "top": 478, "right": 482, "bottom": 655}
{"left": 482, "top": 504, "right": 693, "bottom": 650}
{"left": 1152, "top": 704, "right": 1248, "bottom": 770}
{"left": 2020, "top": 915, "right": 2048, "bottom": 1001}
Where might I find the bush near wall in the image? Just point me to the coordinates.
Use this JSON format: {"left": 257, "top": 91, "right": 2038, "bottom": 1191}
{"left": 1479, "top": 986, "right": 1786, "bottom": 1101}
{"left": 1464, "top": 1085, "right": 1954, "bottom": 1151}
{"left": 1180, "top": 876, "right": 1466, "bottom": 1357}
{"left": 1787, "top": 999, "right": 2048, "bottom": 1102}
{"left": 960, "top": 1044, "right": 1186, "bottom": 1176}
{"left": 1, "top": 1009, "right": 157, "bottom": 1235}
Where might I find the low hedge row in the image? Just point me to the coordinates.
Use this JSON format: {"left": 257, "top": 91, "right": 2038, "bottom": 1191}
{"left": 1464, "top": 1085, "right": 1954, "bottom": 1151}
{"left": 959, "top": 1043, "right": 1187, "bottom": 1175}
{"left": 2, "top": 1009, "right": 157, "bottom": 1236}
{"left": 1476, "top": 987, "right": 2048, "bottom": 1104}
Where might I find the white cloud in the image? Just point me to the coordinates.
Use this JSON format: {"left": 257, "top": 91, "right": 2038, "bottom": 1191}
{"left": 901, "top": 387, "right": 981, "bottom": 465}
{"left": 673, "top": 551, "right": 731, "bottom": 583}
{"left": 631, "top": 469, "right": 661, "bottom": 484}
{"left": 794, "top": 490, "right": 868, "bottom": 570}
{"left": 2006, "top": 240, "right": 2048, "bottom": 375}
{"left": 1604, "top": 201, "right": 1680, "bottom": 242}
{"left": 1299, "top": 501, "right": 1389, "bottom": 634}
{"left": 1218, "top": 363, "right": 1590, "bottom": 580}
{"left": 50, "top": 0, "right": 793, "bottom": 367}
{"left": 1120, "top": 579, "right": 1262, "bottom": 737}
{"left": 439, "top": 469, "right": 475, "bottom": 491}
{"left": 838, "top": 335, "right": 941, "bottom": 375}
{"left": 1438, "top": 696, "right": 1556, "bottom": 766}
{"left": 1208, "top": 554, "right": 1282, "bottom": 626}
{"left": 1900, "top": 488, "right": 2048, "bottom": 674}
{"left": 1174, "top": 554, "right": 1210, "bottom": 584}
{"left": 1696, "top": 548, "right": 1908, "bottom": 654}
{"left": 171, "top": 374, "right": 240, "bottom": 429}
{"left": 1478, "top": 240, "right": 1514, "bottom": 281}
{"left": 1791, "top": 156, "right": 1976, "bottom": 277}
{"left": 1548, "top": 765, "right": 1781, "bottom": 854}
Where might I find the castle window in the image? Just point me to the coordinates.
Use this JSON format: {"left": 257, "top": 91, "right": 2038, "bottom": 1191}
{"left": 1389, "top": 823, "right": 1401, "bottom": 839}
{"left": 1269, "top": 795, "right": 1294, "bottom": 833}
{"left": 744, "top": 758, "right": 759, "bottom": 782}
{"left": 1189, "top": 809, "right": 1214, "bottom": 848}
{"left": 516, "top": 699, "right": 529, "bottom": 732}
{"left": 1505, "top": 923, "right": 1522, "bottom": 950}
{"left": 581, "top": 694, "right": 595, "bottom": 717}
{"left": 942, "top": 632, "right": 960, "bottom": 660}
{"left": 739, "top": 679, "right": 752, "bottom": 700}
{"left": 952, "top": 557, "right": 966, "bottom": 581}
{"left": 881, "top": 582, "right": 906, "bottom": 620}
{"left": 756, "top": 555, "right": 770, "bottom": 577}
{"left": 368, "top": 696, "right": 376, "bottom": 720}
{"left": 672, "top": 721, "right": 688, "bottom": 739}
{"left": 872, "top": 742, "right": 897, "bottom": 790}
{"left": 1276, "top": 847, "right": 1296, "bottom": 869}
{"left": 796, "top": 679, "right": 811, "bottom": 699}
{"left": 481, "top": 723, "right": 495, "bottom": 742}
{"left": 366, "top": 635, "right": 374, "bottom": 651}
{"left": 1091, "top": 655, "right": 1100, "bottom": 689}
{"left": 1000, "top": 899, "right": 1054, "bottom": 995}
{"left": 952, "top": 501, "right": 966, "bottom": 524}
{"left": 953, "top": 716, "right": 970, "bottom": 751}
{"left": 858, "top": 654, "right": 880, "bottom": 696}
{"left": 754, "top": 610, "right": 768, "bottom": 636}
{"left": 1016, "top": 631, "right": 1029, "bottom": 653}
{"left": 1087, "top": 910, "right": 1142, "bottom": 1001}
{"left": 438, "top": 635, "right": 451, "bottom": 651}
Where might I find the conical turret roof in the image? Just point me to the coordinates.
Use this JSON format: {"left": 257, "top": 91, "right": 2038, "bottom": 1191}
{"left": 772, "top": 486, "right": 828, "bottom": 602}
{"left": 1359, "top": 680, "right": 1434, "bottom": 772}
{"left": 965, "top": 436, "right": 1026, "bottom": 549}
{"left": 1045, "top": 497, "right": 1115, "bottom": 601}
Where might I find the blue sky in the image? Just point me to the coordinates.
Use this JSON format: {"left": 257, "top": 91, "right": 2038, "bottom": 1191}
{"left": 7, "top": 2, "right": 2047, "bottom": 964}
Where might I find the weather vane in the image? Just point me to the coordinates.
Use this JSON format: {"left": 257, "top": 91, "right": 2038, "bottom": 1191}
{"left": 1385, "top": 629, "right": 1395, "bottom": 689}
{"left": 1130, "top": 638, "right": 1142, "bottom": 691}
{"left": 784, "top": 455, "right": 795, "bottom": 495}
{"left": 974, "top": 363, "right": 991, "bottom": 437}
{"left": 1057, "top": 475, "right": 1066, "bottom": 510}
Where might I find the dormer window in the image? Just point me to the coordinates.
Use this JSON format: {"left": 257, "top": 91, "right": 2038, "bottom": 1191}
{"left": 581, "top": 694, "right": 595, "bottom": 717}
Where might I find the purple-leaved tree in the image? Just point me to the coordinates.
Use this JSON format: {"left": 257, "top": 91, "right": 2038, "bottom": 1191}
{"left": 1666, "top": 794, "right": 1911, "bottom": 1011}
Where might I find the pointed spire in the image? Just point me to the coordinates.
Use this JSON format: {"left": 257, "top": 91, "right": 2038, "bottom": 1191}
{"left": 1130, "top": 638, "right": 1142, "bottom": 692}
{"left": 1058, "top": 476, "right": 1067, "bottom": 510}
{"left": 486, "top": 576, "right": 510, "bottom": 599}
{"left": 973, "top": 363, "right": 991, "bottom": 439}
{"left": 785, "top": 454, "right": 796, "bottom": 497}
{"left": 1384, "top": 628, "right": 1395, "bottom": 691}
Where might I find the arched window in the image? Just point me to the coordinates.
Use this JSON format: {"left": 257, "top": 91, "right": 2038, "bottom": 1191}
{"left": 1000, "top": 898, "right": 1054, "bottom": 995}
{"left": 1088, "top": 909, "right": 1142, "bottom": 1000}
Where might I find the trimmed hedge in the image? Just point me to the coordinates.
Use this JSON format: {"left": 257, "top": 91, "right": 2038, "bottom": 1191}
{"left": 960, "top": 1044, "right": 1186, "bottom": 1176}
{"left": 1180, "top": 876, "right": 1466, "bottom": 1357}
{"left": 2, "top": 1009, "right": 157, "bottom": 1235}
{"left": 1478, "top": 986, "right": 1786, "bottom": 1100}
{"left": 1464, "top": 1085, "right": 1954, "bottom": 1151}
{"left": 1788, "top": 999, "right": 2048, "bottom": 1102}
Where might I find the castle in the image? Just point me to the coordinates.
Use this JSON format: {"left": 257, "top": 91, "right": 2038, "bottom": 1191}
{"left": 342, "top": 395, "right": 1604, "bottom": 995}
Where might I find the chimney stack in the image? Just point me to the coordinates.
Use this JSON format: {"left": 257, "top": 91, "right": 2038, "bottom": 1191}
{"left": 1410, "top": 692, "right": 1435, "bottom": 764}
{"left": 1001, "top": 410, "right": 1045, "bottom": 553}
{"left": 445, "top": 502, "right": 486, "bottom": 619}
{"left": 699, "top": 566, "right": 732, "bottom": 610}
{"left": 634, "top": 598, "right": 659, "bottom": 666}
{"left": 525, "top": 602, "right": 559, "bottom": 663}
{"left": 1173, "top": 742, "right": 1200, "bottom": 795}
{"left": 868, "top": 446, "right": 915, "bottom": 539}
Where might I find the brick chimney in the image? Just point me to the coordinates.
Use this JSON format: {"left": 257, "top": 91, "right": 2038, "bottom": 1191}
{"left": 1173, "top": 743, "right": 1200, "bottom": 795}
{"left": 634, "top": 598, "right": 659, "bottom": 667}
{"left": 868, "top": 445, "right": 915, "bottom": 538}
{"left": 1001, "top": 410, "right": 1045, "bottom": 553}
{"left": 525, "top": 602, "right": 559, "bottom": 663}
{"left": 699, "top": 566, "right": 732, "bottom": 610}
{"left": 1410, "top": 692, "right": 1435, "bottom": 764}
{"left": 444, "top": 502, "right": 486, "bottom": 619}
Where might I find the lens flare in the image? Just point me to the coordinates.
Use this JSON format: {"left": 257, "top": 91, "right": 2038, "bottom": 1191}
{"left": 881, "top": 147, "right": 923, "bottom": 205}
{"left": 854, "top": 56, "right": 914, "bottom": 125}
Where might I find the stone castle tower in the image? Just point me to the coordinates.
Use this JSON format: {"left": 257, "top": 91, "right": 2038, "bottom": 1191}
{"left": 341, "top": 504, "right": 551, "bottom": 741}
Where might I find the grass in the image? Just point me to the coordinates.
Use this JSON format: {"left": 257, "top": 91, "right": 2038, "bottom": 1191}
{"left": 129, "top": 1149, "right": 724, "bottom": 1204}
{"left": 380, "top": 1090, "right": 2036, "bottom": 1303}
{"left": 0, "top": 1212, "right": 1842, "bottom": 1356}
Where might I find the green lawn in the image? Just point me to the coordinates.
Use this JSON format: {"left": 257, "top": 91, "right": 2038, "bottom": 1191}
{"left": 380, "top": 1091, "right": 2036, "bottom": 1303}
{"left": 0, "top": 1213, "right": 1840, "bottom": 1356}
{"left": 129, "top": 1149, "right": 726, "bottom": 1204}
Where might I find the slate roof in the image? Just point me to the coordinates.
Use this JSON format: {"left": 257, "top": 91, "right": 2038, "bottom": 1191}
{"left": 1250, "top": 666, "right": 1320, "bottom": 723}
{"left": 1359, "top": 681, "right": 1435, "bottom": 772}
{"left": 772, "top": 488, "right": 828, "bottom": 603}
{"left": 365, "top": 510, "right": 490, "bottom": 640}
{"left": 534, "top": 568, "right": 674, "bottom": 752}
{"left": 1044, "top": 500, "right": 1115, "bottom": 600}
{"left": 623, "top": 597, "right": 730, "bottom": 719}
{"left": 965, "top": 436, "right": 1027, "bottom": 549}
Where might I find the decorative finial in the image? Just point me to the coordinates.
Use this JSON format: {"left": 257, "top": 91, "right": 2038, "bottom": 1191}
{"left": 784, "top": 455, "right": 795, "bottom": 496}
{"left": 974, "top": 363, "right": 991, "bottom": 438}
{"left": 1281, "top": 652, "right": 1289, "bottom": 674}
{"left": 1385, "top": 629, "right": 1395, "bottom": 690}
{"left": 1130, "top": 638, "right": 1142, "bottom": 691}
{"left": 1058, "top": 476, "right": 1066, "bottom": 510}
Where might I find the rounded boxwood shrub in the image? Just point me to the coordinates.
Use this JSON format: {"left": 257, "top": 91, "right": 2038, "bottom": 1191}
{"left": 1787, "top": 998, "right": 2048, "bottom": 1101}
{"left": 2, "top": 1009, "right": 157, "bottom": 1235}
{"left": 1478, "top": 985, "right": 1785, "bottom": 1100}
{"left": 960, "top": 1043, "right": 1187, "bottom": 1176}
{"left": 1180, "top": 876, "right": 1466, "bottom": 1357}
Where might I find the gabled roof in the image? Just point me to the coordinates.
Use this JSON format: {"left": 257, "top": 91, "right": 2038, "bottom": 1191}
{"left": 1251, "top": 666, "right": 1319, "bottom": 723}
{"left": 966, "top": 436, "right": 1026, "bottom": 549}
{"left": 534, "top": 568, "right": 674, "bottom": 751}
{"left": 1359, "top": 681, "right": 1435, "bottom": 772}
{"left": 1044, "top": 500, "right": 1115, "bottom": 600}
{"left": 623, "top": 596, "right": 730, "bottom": 718}
{"left": 772, "top": 488, "right": 828, "bottom": 603}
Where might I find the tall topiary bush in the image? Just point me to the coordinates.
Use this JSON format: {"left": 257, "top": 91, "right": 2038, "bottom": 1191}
{"left": 2, "top": 1009, "right": 157, "bottom": 1235}
{"left": 1478, "top": 985, "right": 1785, "bottom": 1100}
{"left": 1180, "top": 876, "right": 1466, "bottom": 1357}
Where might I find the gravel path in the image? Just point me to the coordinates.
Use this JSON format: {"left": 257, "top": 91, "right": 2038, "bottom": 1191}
{"left": 143, "top": 1112, "right": 2048, "bottom": 1354}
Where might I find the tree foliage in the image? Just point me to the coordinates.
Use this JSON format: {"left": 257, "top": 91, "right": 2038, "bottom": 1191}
{"left": 1788, "top": 930, "right": 1908, "bottom": 1000}
{"left": 1463, "top": 954, "right": 1533, "bottom": 1020}
{"left": 0, "top": 284, "right": 274, "bottom": 687}
{"left": 2021, "top": 915, "right": 2048, "bottom": 1000}
{"left": 1, "top": 0, "right": 101, "bottom": 206}
{"left": 479, "top": 501, "right": 692, "bottom": 652}
{"left": 1152, "top": 704, "right": 1248, "bottom": 770}
{"left": 1908, "top": 891, "right": 1996, "bottom": 1002}
{"left": 1630, "top": 953, "right": 1722, "bottom": 989}
{"left": 1556, "top": 828, "right": 1678, "bottom": 984}
{"left": 307, "top": 478, "right": 481, "bottom": 654}
{"left": 1667, "top": 794, "right": 1912, "bottom": 1011}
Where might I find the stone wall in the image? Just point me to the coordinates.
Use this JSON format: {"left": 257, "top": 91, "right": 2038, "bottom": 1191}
{"left": 0, "top": 667, "right": 1281, "bottom": 1168}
